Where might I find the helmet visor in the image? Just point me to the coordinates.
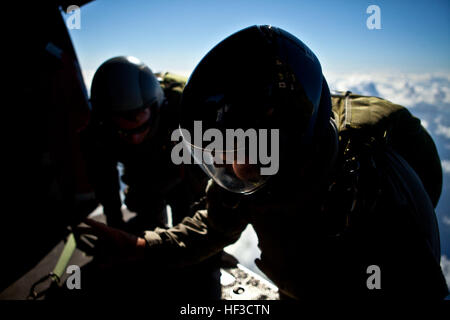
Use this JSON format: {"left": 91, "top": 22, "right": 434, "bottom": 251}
{"left": 181, "top": 128, "right": 270, "bottom": 194}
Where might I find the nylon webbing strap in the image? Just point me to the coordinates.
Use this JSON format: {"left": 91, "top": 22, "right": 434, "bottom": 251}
{"left": 28, "top": 233, "right": 77, "bottom": 299}
{"left": 52, "top": 233, "right": 77, "bottom": 282}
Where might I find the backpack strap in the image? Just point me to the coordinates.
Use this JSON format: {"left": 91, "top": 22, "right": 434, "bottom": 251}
{"left": 157, "top": 72, "right": 187, "bottom": 91}
{"left": 343, "top": 91, "right": 352, "bottom": 129}
{"left": 321, "top": 127, "right": 383, "bottom": 237}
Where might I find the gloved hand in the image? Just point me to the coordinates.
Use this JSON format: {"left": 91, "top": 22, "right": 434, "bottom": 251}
{"left": 75, "top": 218, "right": 147, "bottom": 268}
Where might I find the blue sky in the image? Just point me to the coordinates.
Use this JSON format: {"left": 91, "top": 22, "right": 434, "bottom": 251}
{"left": 66, "top": 0, "right": 450, "bottom": 78}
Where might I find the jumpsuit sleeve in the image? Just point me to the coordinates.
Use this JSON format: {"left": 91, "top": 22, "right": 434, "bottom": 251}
{"left": 143, "top": 183, "right": 249, "bottom": 267}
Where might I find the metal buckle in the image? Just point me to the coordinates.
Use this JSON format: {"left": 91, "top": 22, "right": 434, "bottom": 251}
{"left": 27, "top": 272, "right": 60, "bottom": 300}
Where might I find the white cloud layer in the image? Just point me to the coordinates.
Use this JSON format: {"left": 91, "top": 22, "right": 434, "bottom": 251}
{"left": 81, "top": 69, "right": 96, "bottom": 94}
{"left": 435, "top": 117, "right": 450, "bottom": 139}
{"left": 325, "top": 72, "right": 450, "bottom": 110}
{"left": 441, "top": 255, "right": 450, "bottom": 289}
{"left": 443, "top": 216, "right": 450, "bottom": 227}
{"left": 442, "top": 160, "right": 450, "bottom": 175}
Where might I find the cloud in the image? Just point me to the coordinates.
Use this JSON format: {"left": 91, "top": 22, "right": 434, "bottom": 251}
{"left": 420, "top": 119, "right": 429, "bottom": 130}
{"left": 225, "top": 224, "right": 260, "bottom": 266}
{"left": 443, "top": 215, "right": 450, "bottom": 227}
{"left": 442, "top": 160, "right": 450, "bottom": 175}
{"left": 81, "top": 69, "right": 96, "bottom": 94}
{"left": 441, "top": 255, "right": 450, "bottom": 289}
{"left": 435, "top": 119, "right": 450, "bottom": 139}
{"left": 325, "top": 72, "right": 450, "bottom": 111}
{"left": 224, "top": 224, "right": 268, "bottom": 279}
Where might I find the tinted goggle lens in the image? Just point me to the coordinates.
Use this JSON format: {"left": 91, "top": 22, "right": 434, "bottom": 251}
{"left": 116, "top": 120, "right": 151, "bottom": 137}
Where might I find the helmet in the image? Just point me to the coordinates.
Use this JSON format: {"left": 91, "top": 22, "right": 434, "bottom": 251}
{"left": 179, "top": 25, "right": 334, "bottom": 194}
{"left": 90, "top": 56, "right": 164, "bottom": 119}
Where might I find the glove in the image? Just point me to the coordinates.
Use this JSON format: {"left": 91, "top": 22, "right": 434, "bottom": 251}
{"left": 75, "top": 218, "right": 147, "bottom": 268}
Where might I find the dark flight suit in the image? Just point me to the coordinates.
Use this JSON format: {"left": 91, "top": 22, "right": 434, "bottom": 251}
{"left": 78, "top": 74, "right": 219, "bottom": 300}
{"left": 142, "top": 93, "right": 449, "bottom": 299}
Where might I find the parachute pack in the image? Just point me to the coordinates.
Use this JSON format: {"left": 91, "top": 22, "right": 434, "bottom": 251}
{"left": 157, "top": 72, "right": 188, "bottom": 107}
{"left": 331, "top": 91, "right": 443, "bottom": 208}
